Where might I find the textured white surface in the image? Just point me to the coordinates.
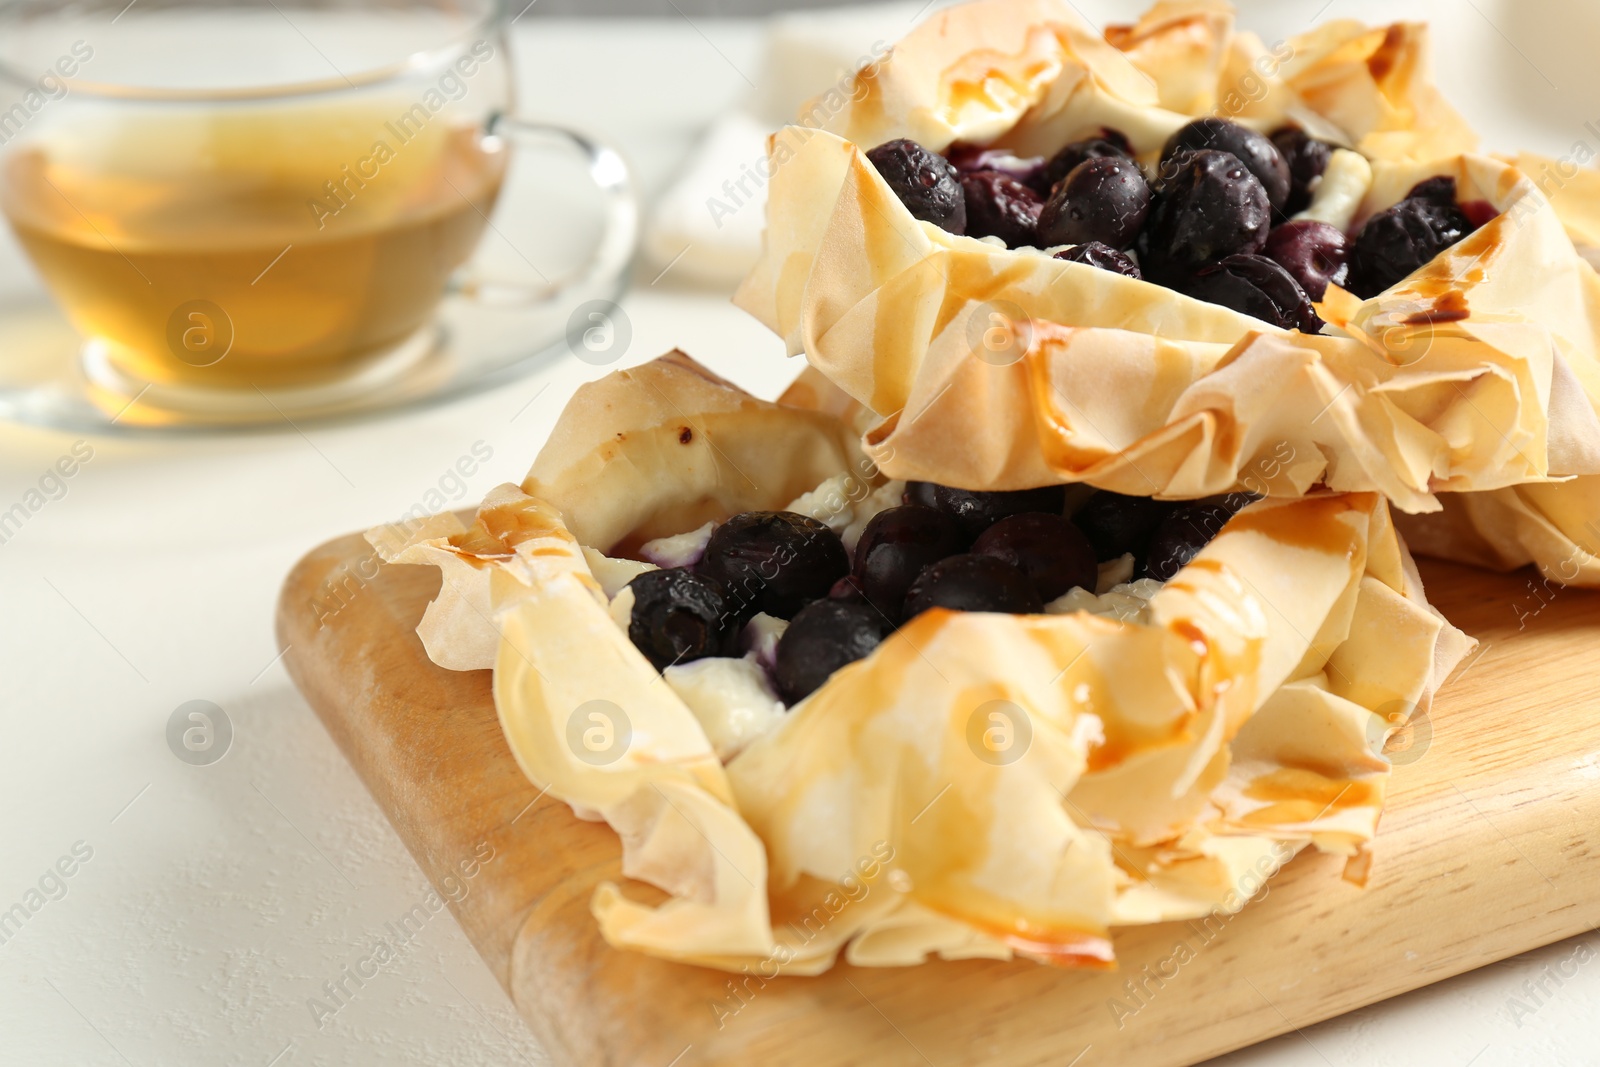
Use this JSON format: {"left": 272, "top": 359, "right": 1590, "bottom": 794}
{"left": 1, "top": 6, "right": 1598, "bottom": 1066}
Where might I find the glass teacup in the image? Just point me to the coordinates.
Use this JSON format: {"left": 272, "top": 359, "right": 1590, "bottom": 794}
{"left": 0, "top": 0, "right": 635, "bottom": 427}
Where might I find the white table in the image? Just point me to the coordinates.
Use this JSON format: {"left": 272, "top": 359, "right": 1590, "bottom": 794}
{"left": 1, "top": 8, "right": 1596, "bottom": 1066}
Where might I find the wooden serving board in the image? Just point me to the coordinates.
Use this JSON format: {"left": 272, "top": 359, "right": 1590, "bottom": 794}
{"left": 277, "top": 532, "right": 1600, "bottom": 1067}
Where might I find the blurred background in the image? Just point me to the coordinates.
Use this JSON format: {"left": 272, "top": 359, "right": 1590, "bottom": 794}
{"left": 526, "top": 0, "right": 853, "bottom": 11}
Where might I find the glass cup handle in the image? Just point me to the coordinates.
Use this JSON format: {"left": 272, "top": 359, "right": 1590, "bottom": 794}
{"left": 458, "top": 113, "right": 638, "bottom": 307}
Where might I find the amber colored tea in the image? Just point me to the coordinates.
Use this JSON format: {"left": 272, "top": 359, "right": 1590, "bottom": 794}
{"left": 0, "top": 101, "right": 506, "bottom": 388}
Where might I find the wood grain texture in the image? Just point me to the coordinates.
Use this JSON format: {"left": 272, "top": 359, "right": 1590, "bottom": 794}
{"left": 277, "top": 533, "right": 1600, "bottom": 1067}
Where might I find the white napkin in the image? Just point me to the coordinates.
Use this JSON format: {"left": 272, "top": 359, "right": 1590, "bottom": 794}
{"left": 643, "top": 2, "right": 927, "bottom": 288}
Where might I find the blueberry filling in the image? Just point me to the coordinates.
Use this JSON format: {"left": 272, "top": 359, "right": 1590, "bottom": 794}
{"left": 904, "top": 482, "right": 1068, "bottom": 540}
{"left": 852, "top": 504, "right": 968, "bottom": 622}
{"left": 970, "top": 512, "right": 1098, "bottom": 602}
{"left": 1140, "top": 148, "right": 1272, "bottom": 271}
{"left": 827, "top": 575, "right": 867, "bottom": 602}
{"left": 625, "top": 568, "right": 735, "bottom": 671}
{"left": 902, "top": 553, "right": 1044, "bottom": 619}
{"left": 1270, "top": 126, "right": 1332, "bottom": 216}
{"left": 861, "top": 120, "right": 1489, "bottom": 335}
{"left": 1054, "top": 241, "right": 1142, "bottom": 278}
{"left": 773, "top": 600, "right": 889, "bottom": 704}
{"left": 1180, "top": 254, "right": 1325, "bottom": 333}
{"left": 1262, "top": 219, "right": 1349, "bottom": 302}
{"left": 1041, "top": 129, "right": 1135, "bottom": 193}
{"left": 1037, "top": 156, "right": 1151, "bottom": 250}
{"left": 625, "top": 481, "right": 1246, "bottom": 707}
{"left": 960, "top": 169, "right": 1044, "bottom": 247}
{"left": 1144, "top": 504, "right": 1235, "bottom": 582}
{"left": 696, "top": 510, "right": 850, "bottom": 621}
{"left": 947, "top": 143, "right": 1051, "bottom": 195}
{"left": 1162, "top": 118, "right": 1291, "bottom": 213}
{"left": 1072, "top": 491, "right": 1176, "bottom": 562}
{"left": 1347, "top": 176, "right": 1478, "bottom": 299}
{"left": 864, "top": 138, "right": 967, "bottom": 234}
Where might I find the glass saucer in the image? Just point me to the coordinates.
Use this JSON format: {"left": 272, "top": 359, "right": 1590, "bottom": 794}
{"left": 0, "top": 280, "right": 622, "bottom": 434}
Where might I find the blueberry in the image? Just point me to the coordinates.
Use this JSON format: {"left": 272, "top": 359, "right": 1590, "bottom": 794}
{"left": 1042, "top": 129, "right": 1134, "bottom": 193}
{"left": 1407, "top": 176, "right": 1468, "bottom": 210}
{"left": 865, "top": 138, "right": 967, "bottom": 235}
{"left": 852, "top": 504, "right": 968, "bottom": 621}
{"left": 960, "top": 170, "right": 1044, "bottom": 247}
{"left": 1140, "top": 149, "right": 1271, "bottom": 272}
{"left": 1460, "top": 199, "right": 1499, "bottom": 229}
{"left": 1263, "top": 220, "right": 1349, "bottom": 301}
{"left": 1054, "top": 241, "right": 1143, "bottom": 279}
{"left": 773, "top": 600, "right": 889, "bottom": 704}
{"left": 1181, "top": 254, "right": 1324, "bottom": 333}
{"left": 903, "top": 554, "right": 1044, "bottom": 619}
{"left": 1162, "top": 118, "right": 1290, "bottom": 212}
{"left": 697, "top": 511, "right": 850, "bottom": 620}
{"left": 1037, "top": 156, "right": 1151, "bottom": 249}
{"left": 1072, "top": 491, "right": 1175, "bottom": 562}
{"left": 1269, "top": 126, "right": 1333, "bottom": 215}
{"left": 828, "top": 576, "right": 866, "bottom": 602}
{"left": 947, "top": 144, "right": 1049, "bottom": 192}
{"left": 1144, "top": 503, "right": 1234, "bottom": 581}
{"left": 1347, "top": 177, "right": 1476, "bottom": 299}
{"left": 903, "top": 481, "right": 939, "bottom": 509}
{"left": 626, "top": 569, "right": 735, "bottom": 671}
{"left": 970, "top": 512, "right": 1098, "bottom": 602}
{"left": 1098, "top": 128, "right": 1134, "bottom": 153}
{"left": 907, "top": 482, "right": 1069, "bottom": 540}
{"left": 1193, "top": 491, "right": 1263, "bottom": 513}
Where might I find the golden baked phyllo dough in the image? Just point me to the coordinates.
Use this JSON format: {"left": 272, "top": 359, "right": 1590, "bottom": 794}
{"left": 371, "top": 353, "right": 1470, "bottom": 974}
